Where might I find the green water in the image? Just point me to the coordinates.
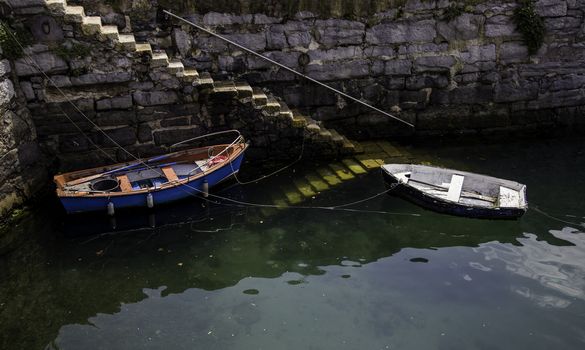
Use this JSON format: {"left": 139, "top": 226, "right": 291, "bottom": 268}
{"left": 1, "top": 138, "right": 585, "bottom": 350}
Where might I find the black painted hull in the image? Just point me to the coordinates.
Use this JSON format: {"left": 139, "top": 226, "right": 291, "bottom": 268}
{"left": 382, "top": 170, "right": 526, "bottom": 219}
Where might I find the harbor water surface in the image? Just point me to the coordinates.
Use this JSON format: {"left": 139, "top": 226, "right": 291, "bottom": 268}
{"left": 1, "top": 138, "right": 585, "bottom": 349}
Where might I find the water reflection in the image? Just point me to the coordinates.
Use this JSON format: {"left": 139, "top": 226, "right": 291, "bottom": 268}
{"left": 476, "top": 226, "right": 585, "bottom": 308}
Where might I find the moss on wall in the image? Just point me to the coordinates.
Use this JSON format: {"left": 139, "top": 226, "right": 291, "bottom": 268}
{"left": 157, "top": 0, "right": 410, "bottom": 20}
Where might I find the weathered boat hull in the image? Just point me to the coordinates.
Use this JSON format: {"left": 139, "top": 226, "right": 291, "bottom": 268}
{"left": 382, "top": 167, "right": 527, "bottom": 219}
{"left": 59, "top": 151, "right": 245, "bottom": 214}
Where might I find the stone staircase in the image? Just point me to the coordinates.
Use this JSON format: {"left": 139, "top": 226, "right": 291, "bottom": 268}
{"left": 255, "top": 140, "right": 413, "bottom": 217}
{"left": 37, "top": 0, "right": 359, "bottom": 155}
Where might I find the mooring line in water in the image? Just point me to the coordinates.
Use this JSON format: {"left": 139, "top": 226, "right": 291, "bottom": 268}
{"left": 175, "top": 181, "right": 420, "bottom": 216}
{"left": 163, "top": 10, "right": 415, "bottom": 129}
{"left": 531, "top": 206, "right": 585, "bottom": 228}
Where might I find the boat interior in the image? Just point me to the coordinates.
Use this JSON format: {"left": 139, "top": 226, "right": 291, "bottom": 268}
{"left": 55, "top": 143, "right": 245, "bottom": 195}
{"left": 383, "top": 164, "right": 527, "bottom": 209}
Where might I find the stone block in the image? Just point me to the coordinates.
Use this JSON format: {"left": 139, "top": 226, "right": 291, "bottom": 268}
{"left": 137, "top": 123, "right": 152, "bottom": 143}
{"left": 485, "top": 15, "right": 517, "bottom": 37}
{"left": 494, "top": 80, "right": 539, "bottom": 102}
{"left": 305, "top": 60, "right": 370, "bottom": 81}
{"left": 95, "top": 110, "right": 136, "bottom": 126}
{"left": 0, "top": 60, "right": 10, "bottom": 78}
{"left": 437, "top": 14, "right": 484, "bottom": 41}
{"left": 308, "top": 46, "right": 363, "bottom": 63}
{"left": 398, "top": 43, "right": 449, "bottom": 55}
{"left": 414, "top": 55, "right": 456, "bottom": 72}
{"left": 315, "top": 19, "right": 365, "bottom": 48}
{"left": 96, "top": 96, "right": 133, "bottom": 111}
{"left": 223, "top": 33, "right": 266, "bottom": 52}
{"left": 160, "top": 116, "right": 190, "bottom": 127}
{"left": 172, "top": 28, "right": 192, "bottom": 57}
{"left": 99, "top": 126, "right": 137, "bottom": 147}
{"left": 70, "top": 72, "right": 132, "bottom": 86}
{"left": 203, "top": 12, "right": 248, "bottom": 25}
{"left": 284, "top": 21, "right": 313, "bottom": 48}
{"left": 133, "top": 91, "right": 178, "bottom": 106}
{"left": 153, "top": 127, "right": 202, "bottom": 145}
{"left": 461, "top": 44, "right": 497, "bottom": 64}
{"left": 20, "top": 81, "right": 36, "bottom": 101}
{"left": 366, "top": 20, "right": 436, "bottom": 45}
{"left": 266, "top": 25, "right": 288, "bottom": 50}
{"left": 536, "top": 0, "right": 567, "bottom": 17}
{"left": 0, "top": 79, "right": 15, "bottom": 107}
{"left": 247, "top": 51, "right": 300, "bottom": 70}
{"left": 14, "top": 52, "right": 68, "bottom": 77}
{"left": 384, "top": 60, "right": 412, "bottom": 75}
{"left": 406, "top": 75, "right": 450, "bottom": 90}
{"left": 499, "top": 42, "right": 529, "bottom": 64}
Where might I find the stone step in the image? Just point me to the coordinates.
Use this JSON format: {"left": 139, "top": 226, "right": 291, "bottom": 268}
{"left": 251, "top": 87, "right": 268, "bottom": 108}
{"left": 235, "top": 81, "right": 253, "bottom": 100}
{"left": 196, "top": 72, "right": 214, "bottom": 89}
{"left": 305, "top": 173, "right": 329, "bottom": 192}
{"left": 376, "top": 140, "right": 406, "bottom": 158}
{"left": 271, "top": 195, "right": 288, "bottom": 209}
{"left": 181, "top": 68, "right": 200, "bottom": 81}
{"left": 328, "top": 163, "right": 355, "bottom": 181}
{"left": 342, "top": 138, "right": 358, "bottom": 154}
{"left": 151, "top": 51, "right": 169, "bottom": 68}
{"left": 293, "top": 178, "right": 317, "bottom": 198}
{"left": 135, "top": 42, "right": 152, "bottom": 54}
{"left": 291, "top": 112, "right": 308, "bottom": 128}
{"left": 305, "top": 119, "right": 321, "bottom": 133}
{"left": 81, "top": 16, "right": 102, "bottom": 36}
{"left": 46, "top": 0, "right": 67, "bottom": 15}
{"left": 99, "top": 25, "right": 120, "bottom": 41}
{"left": 282, "top": 185, "right": 303, "bottom": 205}
{"left": 354, "top": 154, "right": 385, "bottom": 170}
{"left": 167, "top": 59, "right": 185, "bottom": 74}
{"left": 117, "top": 33, "right": 136, "bottom": 51}
{"left": 64, "top": 5, "right": 85, "bottom": 23}
{"left": 318, "top": 128, "right": 333, "bottom": 140}
{"left": 341, "top": 159, "right": 367, "bottom": 175}
{"left": 278, "top": 102, "right": 294, "bottom": 121}
{"left": 212, "top": 80, "right": 238, "bottom": 99}
{"left": 328, "top": 129, "right": 345, "bottom": 144}
{"left": 316, "top": 167, "right": 343, "bottom": 186}
{"left": 262, "top": 96, "right": 281, "bottom": 116}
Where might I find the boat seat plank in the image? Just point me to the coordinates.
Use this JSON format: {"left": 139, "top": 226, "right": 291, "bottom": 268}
{"left": 499, "top": 186, "right": 520, "bottom": 207}
{"left": 162, "top": 166, "right": 179, "bottom": 182}
{"left": 446, "top": 174, "right": 465, "bottom": 202}
{"left": 117, "top": 175, "right": 133, "bottom": 192}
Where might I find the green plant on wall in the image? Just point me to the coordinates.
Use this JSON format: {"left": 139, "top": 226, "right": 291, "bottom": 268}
{"left": 0, "top": 21, "right": 32, "bottom": 60}
{"left": 513, "top": 0, "right": 545, "bottom": 55}
{"left": 442, "top": 4, "right": 465, "bottom": 22}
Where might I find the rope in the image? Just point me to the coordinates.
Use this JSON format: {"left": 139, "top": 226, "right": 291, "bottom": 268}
{"left": 531, "top": 206, "right": 585, "bottom": 228}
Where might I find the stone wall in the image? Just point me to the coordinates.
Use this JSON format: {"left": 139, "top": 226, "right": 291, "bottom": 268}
{"left": 156, "top": 0, "right": 585, "bottom": 138}
{"left": 0, "top": 57, "right": 46, "bottom": 218}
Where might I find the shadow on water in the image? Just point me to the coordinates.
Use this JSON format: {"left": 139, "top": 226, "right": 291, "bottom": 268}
{"left": 0, "top": 137, "right": 584, "bottom": 349}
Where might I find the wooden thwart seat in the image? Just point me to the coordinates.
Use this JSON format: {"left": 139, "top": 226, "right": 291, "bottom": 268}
{"left": 161, "top": 166, "right": 179, "bottom": 182}
{"left": 117, "top": 175, "right": 133, "bottom": 192}
{"left": 499, "top": 186, "right": 520, "bottom": 207}
{"left": 446, "top": 174, "right": 465, "bottom": 202}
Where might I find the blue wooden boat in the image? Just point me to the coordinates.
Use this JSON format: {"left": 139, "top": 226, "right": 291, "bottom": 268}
{"left": 381, "top": 164, "right": 528, "bottom": 219}
{"left": 54, "top": 132, "right": 248, "bottom": 214}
